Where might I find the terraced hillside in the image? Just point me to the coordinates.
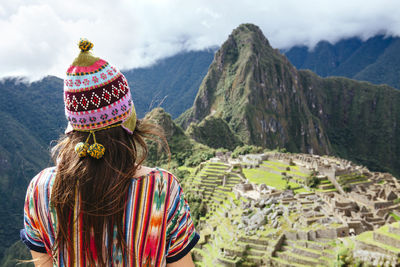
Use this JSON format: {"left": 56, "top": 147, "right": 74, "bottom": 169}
{"left": 181, "top": 152, "right": 400, "bottom": 266}
{"left": 272, "top": 238, "right": 336, "bottom": 267}
{"left": 354, "top": 222, "right": 400, "bottom": 265}
{"left": 184, "top": 162, "right": 242, "bottom": 224}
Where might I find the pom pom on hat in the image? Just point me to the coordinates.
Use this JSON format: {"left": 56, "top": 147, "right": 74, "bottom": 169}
{"left": 74, "top": 132, "right": 106, "bottom": 159}
{"left": 88, "top": 143, "right": 105, "bottom": 159}
{"left": 71, "top": 38, "right": 99, "bottom": 67}
{"left": 78, "top": 39, "right": 94, "bottom": 52}
{"left": 75, "top": 142, "right": 89, "bottom": 157}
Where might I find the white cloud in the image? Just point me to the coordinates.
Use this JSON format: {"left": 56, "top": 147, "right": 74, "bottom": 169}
{"left": 1, "top": 0, "right": 400, "bottom": 80}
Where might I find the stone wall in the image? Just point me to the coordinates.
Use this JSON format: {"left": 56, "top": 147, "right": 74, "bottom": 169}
{"left": 355, "top": 239, "right": 400, "bottom": 257}
{"left": 347, "top": 221, "right": 364, "bottom": 235}
{"left": 270, "top": 234, "right": 285, "bottom": 257}
{"left": 326, "top": 172, "right": 346, "bottom": 195}
{"left": 374, "top": 201, "right": 394, "bottom": 210}
{"left": 216, "top": 257, "right": 239, "bottom": 267}
{"left": 373, "top": 232, "right": 400, "bottom": 249}
{"left": 285, "top": 227, "right": 349, "bottom": 241}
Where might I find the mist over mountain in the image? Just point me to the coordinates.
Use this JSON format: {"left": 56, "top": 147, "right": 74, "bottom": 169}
{"left": 284, "top": 35, "right": 400, "bottom": 89}
{"left": 178, "top": 24, "right": 400, "bottom": 177}
{"left": 123, "top": 50, "right": 215, "bottom": 118}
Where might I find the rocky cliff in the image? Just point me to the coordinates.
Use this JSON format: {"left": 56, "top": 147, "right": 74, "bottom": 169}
{"left": 177, "top": 24, "right": 400, "bottom": 177}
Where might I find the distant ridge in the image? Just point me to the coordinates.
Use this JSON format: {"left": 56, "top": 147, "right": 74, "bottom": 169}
{"left": 123, "top": 49, "right": 215, "bottom": 118}
{"left": 0, "top": 76, "right": 64, "bottom": 259}
{"left": 284, "top": 35, "right": 400, "bottom": 89}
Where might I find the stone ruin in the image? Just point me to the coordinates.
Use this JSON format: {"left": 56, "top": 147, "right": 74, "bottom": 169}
{"left": 190, "top": 151, "right": 400, "bottom": 266}
{"left": 233, "top": 182, "right": 280, "bottom": 201}
{"left": 212, "top": 151, "right": 400, "bottom": 237}
{"left": 267, "top": 152, "right": 400, "bottom": 232}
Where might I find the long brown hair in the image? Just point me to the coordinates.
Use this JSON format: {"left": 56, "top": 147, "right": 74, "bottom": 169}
{"left": 50, "top": 119, "right": 168, "bottom": 266}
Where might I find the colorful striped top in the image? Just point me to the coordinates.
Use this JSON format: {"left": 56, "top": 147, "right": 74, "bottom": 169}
{"left": 20, "top": 167, "right": 199, "bottom": 266}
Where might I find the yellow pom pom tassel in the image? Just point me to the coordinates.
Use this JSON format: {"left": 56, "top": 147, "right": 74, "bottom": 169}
{"left": 74, "top": 126, "right": 122, "bottom": 159}
{"left": 87, "top": 132, "right": 105, "bottom": 159}
{"left": 88, "top": 143, "right": 105, "bottom": 159}
{"left": 78, "top": 39, "right": 94, "bottom": 52}
{"left": 75, "top": 142, "right": 89, "bottom": 157}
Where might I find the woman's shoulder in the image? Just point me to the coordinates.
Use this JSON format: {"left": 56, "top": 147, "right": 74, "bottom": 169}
{"left": 24, "top": 167, "right": 57, "bottom": 210}
{"left": 28, "top": 167, "right": 57, "bottom": 190}
{"left": 134, "top": 166, "right": 181, "bottom": 188}
{"left": 134, "top": 166, "right": 176, "bottom": 180}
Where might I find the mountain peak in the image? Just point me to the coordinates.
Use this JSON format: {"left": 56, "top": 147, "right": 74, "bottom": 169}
{"left": 231, "top": 23, "right": 270, "bottom": 47}
{"left": 216, "top": 23, "right": 273, "bottom": 67}
{"left": 178, "top": 23, "right": 294, "bottom": 132}
{"left": 178, "top": 23, "right": 318, "bottom": 151}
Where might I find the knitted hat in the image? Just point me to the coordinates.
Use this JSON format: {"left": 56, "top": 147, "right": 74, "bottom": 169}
{"left": 64, "top": 39, "right": 136, "bottom": 135}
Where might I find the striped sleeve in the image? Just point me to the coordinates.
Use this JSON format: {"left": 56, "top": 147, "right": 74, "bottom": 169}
{"left": 21, "top": 173, "right": 47, "bottom": 253}
{"left": 165, "top": 176, "right": 199, "bottom": 263}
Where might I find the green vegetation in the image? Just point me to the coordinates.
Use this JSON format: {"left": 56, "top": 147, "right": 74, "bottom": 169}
{"left": 261, "top": 161, "right": 308, "bottom": 178}
{"left": 231, "top": 145, "right": 264, "bottom": 158}
{"left": 390, "top": 212, "right": 400, "bottom": 221}
{"left": 186, "top": 116, "right": 243, "bottom": 150}
{"left": 293, "top": 187, "right": 311, "bottom": 194}
{"left": 185, "top": 193, "right": 207, "bottom": 225}
{"left": 0, "top": 241, "right": 32, "bottom": 267}
{"left": 181, "top": 152, "right": 398, "bottom": 266}
{"left": 356, "top": 229, "right": 400, "bottom": 254}
{"left": 337, "top": 173, "right": 367, "bottom": 186}
{"left": 305, "top": 174, "right": 320, "bottom": 188}
{"left": 144, "top": 108, "right": 215, "bottom": 169}
{"left": 335, "top": 248, "right": 358, "bottom": 267}
{"left": 243, "top": 168, "right": 299, "bottom": 190}
{"left": 177, "top": 166, "right": 195, "bottom": 175}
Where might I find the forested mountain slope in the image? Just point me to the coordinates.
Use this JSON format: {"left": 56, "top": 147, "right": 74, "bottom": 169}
{"left": 178, "top": 24, "right": 400, "bottom": 177}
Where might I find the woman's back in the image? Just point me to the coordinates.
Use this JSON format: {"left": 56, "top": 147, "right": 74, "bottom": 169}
{"left": 22, "top": 167, "right": 198, "bottom": 266}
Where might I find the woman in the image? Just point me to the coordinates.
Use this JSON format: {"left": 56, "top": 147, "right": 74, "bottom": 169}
{"left": 20, "top": 40, "right": 199, "bottom": 266}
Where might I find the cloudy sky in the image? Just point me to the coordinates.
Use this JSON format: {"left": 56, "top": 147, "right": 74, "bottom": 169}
{"left": 1, "top": 0, "right": 400, "bottom": 80}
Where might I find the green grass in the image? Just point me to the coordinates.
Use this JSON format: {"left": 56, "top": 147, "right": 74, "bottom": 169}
{"left": 262, "top": 161, "right": 309, "bottom": 177}
{"left": 315, "top": 188, "right": 337, "bottom": 193}
{"left": 292, "top": 244, "right": 322, "bottom": 254}
{"left": 194, "top": 244, "right": 224, "bottom": 267}
{"left": 391, "top": 213, "right": 400, "bottom": 221}
{"left": 356, "top": 230, "right": 400, "bottom": 253}
{"left": 294, "top": 187, "right": 311, "bottom": 194}
{"left": 278, "top": 251, "right": 319, "bottom": 264}
{"left": 271, "top": 256, "right": 310, "bottom": 267}
{"left": 208, "top": 162, "right": 227, "bottom": 165}
{"left": 243, "top": 168, "right": 301, "bottom": 189}
{"left": 178, "top": 165, "right": 195, "bottom": 174}
{"left": 378, "top": 224, "right": 400, "bottom": 240}
{"left": 263, "top": 160, "right": 291, "bottom": 168}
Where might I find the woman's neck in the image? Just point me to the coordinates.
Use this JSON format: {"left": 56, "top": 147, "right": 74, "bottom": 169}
{"left": 133, "top": 165, "right": 154, "bottom": 178}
